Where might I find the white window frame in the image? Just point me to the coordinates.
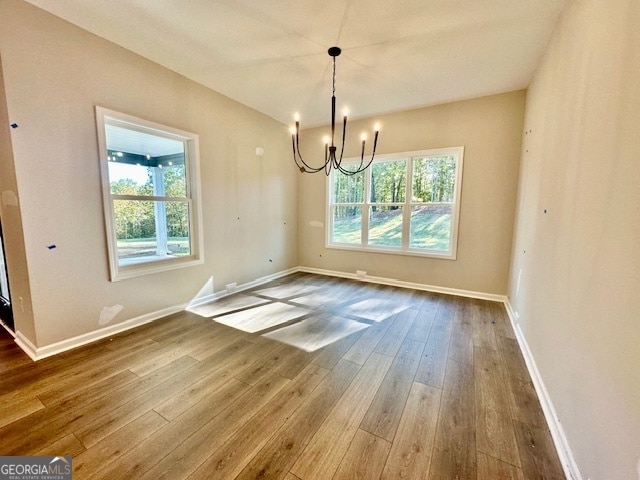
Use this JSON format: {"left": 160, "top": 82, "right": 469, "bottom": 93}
{"left": 327, "top": 146, "right": 464, "bottom": 260}
{"left": 95, "top": 107, "right": 204, "bottom": 281}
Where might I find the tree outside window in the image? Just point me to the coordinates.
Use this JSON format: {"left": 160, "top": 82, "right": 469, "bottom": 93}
{"left": 328, "top": 147, "right": 464, "bottom": 259}
{"left": 96, "top": 107, "right": 203, "bottom": 281}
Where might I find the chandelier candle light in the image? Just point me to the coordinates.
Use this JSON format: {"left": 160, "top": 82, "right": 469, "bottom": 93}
{"left": 291, "top": 46, "right": 380, "bottom": 175}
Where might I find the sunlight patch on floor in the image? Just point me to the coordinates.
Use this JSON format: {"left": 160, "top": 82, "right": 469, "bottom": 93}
{"left": 214, "top": 302, "right": 310, "bottom": 333}
{"left": 340, "top": 298, "right": 410, "bottom": 322}
{"left": 187, "top": 294, "right": 269, "bottom": 318}
{"left": 190, "top": 279, "right": 405, "bottom": 352}
{"left": 289, "top": 289, "right": 354, "bottom": 308}
{"left": 262, "top": 314, "right": 369, "bottom": 352}
{"left": 251, "top": 283, "right": 321, "bottom": 299}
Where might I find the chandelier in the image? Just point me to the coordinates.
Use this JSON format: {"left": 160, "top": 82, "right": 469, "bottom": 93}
{"left": 291, "top": 46, "right": 380, "bottom": 176}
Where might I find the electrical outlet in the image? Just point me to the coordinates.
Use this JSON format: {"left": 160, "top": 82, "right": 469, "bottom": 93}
{"left": 226, "top": 282, "right": 237, "bottom": 293}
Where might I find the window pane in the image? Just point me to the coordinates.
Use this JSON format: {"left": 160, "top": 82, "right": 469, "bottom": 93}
{"left": 370, "top": 160, "right": 406, "bottom": 203}
{"left": 108, "top": 161, "right": 187, "bottom": 197}
{"left": 114, "top": 200, "right": 191, "bottom": 264}
{"left": 409, "top": 204, "right": 452, "bottom": 251}
{"left": 162, "top": 164, "right": 187, "bottom": 197}
{"left": 369, "top": 206, "right": 403, "bottom": 247}
{"left": 333, "top": 170, "right": 364, "bottom": 203}
{"left": 97, "top": 108, "right": 202, "bottom": 280}
{"left": 327, "top": 147, "right": 462, "bottom": 258}
{"left": 412, "top": 156, "right": 456, "bottom": 203}
{"left": 332, "top": 206, "right": 362, "bottom": 244}
{"left": 105, "top": 123, "right": 186, "bottom": 197}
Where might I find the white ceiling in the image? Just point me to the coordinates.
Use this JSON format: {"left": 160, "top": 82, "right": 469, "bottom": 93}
{"left": 25, "top": 0, "right": 568, "bottom": 127}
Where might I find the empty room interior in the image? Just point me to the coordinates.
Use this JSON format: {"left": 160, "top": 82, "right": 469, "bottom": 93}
{"left": 0, "top": 0, "right": 638, "bottom": 479}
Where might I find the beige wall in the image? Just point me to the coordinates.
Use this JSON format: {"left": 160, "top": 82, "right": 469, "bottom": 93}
{"left": 0, "top": 0, "right": 298, "bottom": 347}
{"left": 0, "top": 54, "right": 36, "bottom": 340}
{"left": 3, "top": 1, "right": 638, "bottom": 475}
{"left": 508, "top": 0, "right": 640, "bottom": 478}
{"left": 298, "top": 91, "right": 525, "bottom": 295}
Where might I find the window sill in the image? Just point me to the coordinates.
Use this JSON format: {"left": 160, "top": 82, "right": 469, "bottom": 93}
{"left": 326, "top": 243, "right": 457, "bottom": 260}
{"left": 111, "top": 255, "right": 204, "bottom": 281}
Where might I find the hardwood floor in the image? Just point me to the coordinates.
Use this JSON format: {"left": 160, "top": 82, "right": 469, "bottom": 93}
{"left": 0, "top": 273, "right": 565, "bottom": 479}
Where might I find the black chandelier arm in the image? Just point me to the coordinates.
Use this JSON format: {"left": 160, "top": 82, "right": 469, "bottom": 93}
{"left": 294, "top": 133, "right": 330, "bottom": 173}
{"left": 291, "top": 135, "right": 296, "bottom": 159}
{"left": 335, "top": 129, "right": 379, "bottom": 176}
{"left": 292, "top": 144, "right": 325, "bottom": 173}
{"left": 366, "top": 130, "right": 380, "bottom": 169}
{"left": 293, "top": 117, "right": 325, "bottom": 172}
{"left": 330, "top": 95, "right": 336, "bottom": 146}
{"left": 332, "top": 113, "right": 348, "bottom": 170}
{"left": 290, "top": 45, "right": 381, "bottom": 176}
{"left": 291, "top": 117, "right": 332, "bottom": 173}
{"left": 292, "top": 136, "right": 306, "bottom": 170}
{"left": 325, "top": 146, "right": 337, "bottom": 175}
{"left": 357, "top": 130, "right": 380, "bottom": 172}
{"left": 296, "top": 152, "right": 328, "bottom": 173}
{"left": 351, "top": 142, "right": 367, "bottom": 173}
{"left": 335, "top": 152, "right": 373, "bottom": 175}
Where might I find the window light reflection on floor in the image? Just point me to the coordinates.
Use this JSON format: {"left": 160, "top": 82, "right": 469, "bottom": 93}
{"left": 190, "top": 280, "right": 382, "bottom": 352}
{"left": 214, "top": 302, "right": 310, "bottom": 334}
{"left": 340, "top": 298, "right": 410, "bottom": 322}
{"left": 262, "top": 314, "right": 370, "bottom": 352}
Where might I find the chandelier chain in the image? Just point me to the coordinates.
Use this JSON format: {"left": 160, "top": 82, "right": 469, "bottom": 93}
{"left": 332, "top": 56, "right": 336, "bottom": 97}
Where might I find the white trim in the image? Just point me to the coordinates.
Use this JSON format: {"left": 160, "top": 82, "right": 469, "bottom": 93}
{"left": 326, "top": 146, "right": 464, "bottom": 261}
{"left": 13, "top": 267, "right": 300, "bottom": 361}
{"left": 111, "top": 256, "right": 204, "bottom": 281}
{"left": 6, "top": 263, "right": 582, "bottom": 480}
{"left": 324, "top": 243, "right": 458, "bottom": 260}
{"left": 14, "top": 305, "right": 182, "bottom": 361}
{"left": 0, "top": 318, "right": 16, "bottom": 337}
{"left": 10, "top": 265, "right": 507, "bottom": 360}
{"left": 14, "top": 331, "right": 38, "bottom": 361}
{"left": 297, "top": 266, "right": 506, "bottom": 302}
{"left": 95, "top": 106, "right": 204, "bottom": 282}
{"left": 186, "top": 267, "right": 300, "bottom": 309}
{"left": 504, "top": 299, "right": 583, "bottom": 480}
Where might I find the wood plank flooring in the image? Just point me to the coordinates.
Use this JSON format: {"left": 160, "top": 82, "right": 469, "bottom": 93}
{"left": 0, "top": 273, "right": 565, "bottom": 479}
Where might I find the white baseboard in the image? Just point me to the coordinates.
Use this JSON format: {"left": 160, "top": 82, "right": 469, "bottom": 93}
{"left": 10, "top": 266, "right": 584, "bottom": 478}
{"left": 14, "top": 331, "right": 38, "bottom": 360}
{"left": 13, "top": 264, "right": 510, "bottom": 364}
{"left": 15, "top": 303, "right": 184, "bottom": 361}
{"left": 504, "top": 299, "right": 583, "bottom": 480}
{"left": 15, "top": 266, "right": 301, "bottom": 361}
{"left": 186, "top": 267, "right": 299, "bottom": 309}
{"left": 298, "top": 266, "right": 507, "bottom": 303}
{"left": 0, "top": 318, "right": 16, "bottom": 338}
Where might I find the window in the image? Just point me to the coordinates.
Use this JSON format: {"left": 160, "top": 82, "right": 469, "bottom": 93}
{"left": 328, "top": 147, "right": 464, "bottom": 259}
{"left": 95, "top": 107, "right": 203, "bottom": 281}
